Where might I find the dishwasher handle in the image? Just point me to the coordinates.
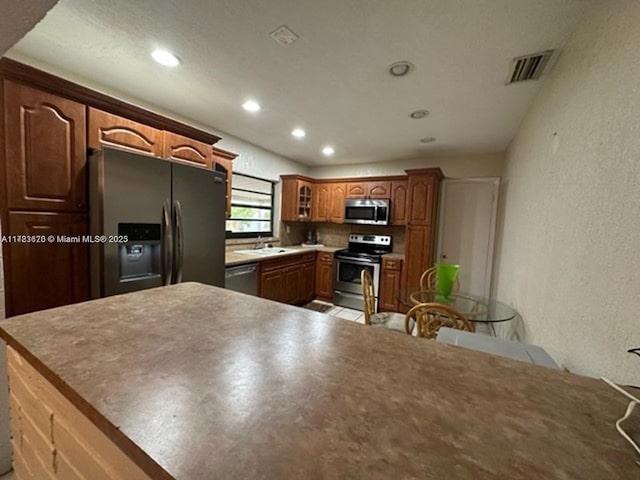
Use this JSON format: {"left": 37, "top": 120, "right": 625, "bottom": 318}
{"left": 225, "top": 264, "right": 257, "bottom": 278}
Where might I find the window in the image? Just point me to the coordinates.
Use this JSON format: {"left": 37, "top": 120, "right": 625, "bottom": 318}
{"left": 226, "top": 173, "right": 274, "bottom": 238}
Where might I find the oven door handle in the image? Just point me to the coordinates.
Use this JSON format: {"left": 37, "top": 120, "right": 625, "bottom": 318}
{"left": 335, "top": 256, "right": 378, "bottom": 265}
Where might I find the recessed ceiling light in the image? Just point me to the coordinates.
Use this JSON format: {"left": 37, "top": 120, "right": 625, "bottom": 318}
{"left": 242, "top": 100, "right": 261, "bottom": 112}
{"left": 291, "top": 128, "right": 306, "bottom": 138}
{"left": 151, "top": 49, "right": 181, "bottom": 67}
{"left": 388, "top": 61, "right": 414, "bottom": 77}
{"left": 409, "top": 109, "right": 430, "bottom": 119}
{"left": 322, "top": 146, "right": 335, "bottom": 156}
{"left": 420, "top": 137, "right": 436, "bottom": 144}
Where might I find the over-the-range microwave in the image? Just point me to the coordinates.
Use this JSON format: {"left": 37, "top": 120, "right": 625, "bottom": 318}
{"left": 343, "top": 198, "right": 390, "bottom": 225}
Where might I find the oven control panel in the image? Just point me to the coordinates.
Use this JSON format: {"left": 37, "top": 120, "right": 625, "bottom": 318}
{"left": 348, "top": 234, "right": 391, "bottom": 245}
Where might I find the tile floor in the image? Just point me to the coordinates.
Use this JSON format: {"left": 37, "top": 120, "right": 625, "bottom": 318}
{"left": 311, "top": 300, "right": 366, "bottom": 324}
{"left": 0, "top": 470, "right": 12, "bottom": 479}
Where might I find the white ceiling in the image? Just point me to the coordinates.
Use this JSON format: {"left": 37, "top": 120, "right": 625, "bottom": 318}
{"left": 0, "top": 0, "right": 59, "bottom": 55}
{"left": 8, "top": 0, "right": 588, "bottom": 166}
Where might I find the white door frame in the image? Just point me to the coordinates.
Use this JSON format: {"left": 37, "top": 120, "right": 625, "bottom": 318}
{"left": 436, "top": 177, "right": 500, "bottom": 299}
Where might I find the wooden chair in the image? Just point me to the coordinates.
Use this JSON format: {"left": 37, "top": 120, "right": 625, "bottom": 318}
{"left": 419, "top": 266, "right": 461, "bottom": 293}
{"left": 405, "top": 303, "right": 474, "bottom": 339}
{"left": 361, "top": 269, "right": 411, "bottom": 334}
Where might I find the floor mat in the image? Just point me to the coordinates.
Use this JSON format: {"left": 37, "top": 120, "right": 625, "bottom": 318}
{"left": 303, "top": 301, "right": 333, "bottom": 313}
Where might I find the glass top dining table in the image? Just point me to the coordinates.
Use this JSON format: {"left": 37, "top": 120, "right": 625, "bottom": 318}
{"left": 396, "top": 287, "right": 517, "bottom": 323}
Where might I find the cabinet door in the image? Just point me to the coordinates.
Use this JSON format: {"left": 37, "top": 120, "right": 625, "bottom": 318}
{"left": 346, "top": 183, "right": 367, "bottom": 199}
{"left": 163, "top": 131, "right": 212, "bottom": 169}
{"left": 280, "top": 178, "right": 299, "bottom": 222}
{"left": 213, "top": 156, "right": 233, "bottom": 219}
{"left": 367, "top": 181, "right": 391, "bottom": 199}
{"left": 284, "top": 266, "right": 302, "bottom": 304}
{"left": 329, "top": 183, "right": 346, "bottom": 223}
{"left": 301, "top": 261, "right": 316, "bottom": 303}
{"left": 88, "top": 107, "right": 163, "bottom": 157}
{"left": 379, "top": 268, "right": 401, "bottom": 312}
{"left": 312, "top": 184, "right": 331, "bottom": 221}
{"left": 4, "top": 81, "right": 87, "bottom": 212}
{"left": 403, "top": 224, "right": 432, "bottom": 290}
{"left": 407, "top": 176, "right": 435, "bottom": 225}
{"left": 5, "top": 211, "right": 89, "bottom": 317}
{"left": 297, "top": 181, "right": 313, "bottom": 221}
{"left": 315, "top": 255, "right": 334, "bottom": 301}
{"left": 260, "top": 269, "right": 285, "bottom": 303}
{"left": 391, "top": 180, "right": 408, "bottom": 225}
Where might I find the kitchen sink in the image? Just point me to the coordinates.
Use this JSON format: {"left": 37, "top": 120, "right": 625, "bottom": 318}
{"left": 234, "top": 247, "right": 299, "bottom": 256}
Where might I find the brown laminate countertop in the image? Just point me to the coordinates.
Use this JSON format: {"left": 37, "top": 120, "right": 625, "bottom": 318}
{"left": 381, "top": 252, "right": 405, "bottom": 261}
{"left": 225, "top": 245, "right": 342, "bottom": 266}
{"left": 1, "top": 283, "right": 637, "bottom": 479}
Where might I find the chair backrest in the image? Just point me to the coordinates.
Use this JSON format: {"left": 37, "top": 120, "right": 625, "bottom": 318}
{"left": 419, "top": 266, "right": 461, "bottom": 293}
{"left": 361, "top": 269, "right": 375, "bottom": 325}
{"left": 405, "top": 303, "right": 473, "bottom": 339}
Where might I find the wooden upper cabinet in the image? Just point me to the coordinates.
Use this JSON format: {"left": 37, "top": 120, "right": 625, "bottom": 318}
{"left": 4, "top": 81, "right": 87, "bottom": 212}
{"left": 405, "top": 168, "right": 443, "bottom": 226}
{"left": 346, "top": 183, "right": 367, "bottom": 198}
{"left": 281, "top": 176, "right": 313, "bottom": 222}
{"left": 163, "top": 131, "right": 212, "bottom": 168}
{"left": 212, "top": 146, "right": 237, "bottom": 220}
{"left": 346, "top": 181, "right": 391, "bottom": 199}
{"left": 391, "top": 180, "right": 408, "bottom": 225}
{"left": 312, "top": 183, "right": 331, "bottom": 221}
{"left": 88, "top": 107, "right": 163, "bottom": 157}
{"left": 329, "top": 183, "right": 346, "bottom": 223}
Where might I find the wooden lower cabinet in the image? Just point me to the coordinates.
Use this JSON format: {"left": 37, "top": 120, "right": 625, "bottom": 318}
{"left": 315, "top": 252, "right": 334, "bottom": 301}
{"left": 259, "top": 253, "right": 316, "bottom": 305}
{"left": 379, "top": 257, "right": 403, "bottom": 312}
{"left": 5, "top": 211, "right": 89, "bottom": 317}
{"left": 301, "top": 261, "right": 315, "bottom": 303}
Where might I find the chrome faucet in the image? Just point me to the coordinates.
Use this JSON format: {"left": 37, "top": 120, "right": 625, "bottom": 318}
{"left": 254, "top": 235, "right": 266, "bottom": 250}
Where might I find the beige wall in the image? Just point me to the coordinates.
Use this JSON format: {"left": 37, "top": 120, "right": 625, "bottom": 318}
{"left": 494, "top": 2, "right": 640, "bottom": 385}
{"left": 308, "top": 152, "right": 504, "bottom": 179}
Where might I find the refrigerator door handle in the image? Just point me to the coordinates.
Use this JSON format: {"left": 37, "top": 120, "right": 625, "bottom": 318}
{"left": 162, "top": 198, "right": 173, "bottom": 285}
{"left": 173, "top": 200, "right": 184, "bottom": 283}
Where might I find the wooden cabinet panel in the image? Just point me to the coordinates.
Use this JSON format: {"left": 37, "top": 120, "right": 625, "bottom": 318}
{"left": 4, "top": 81, "right": 87, "bottom": 212}
{"left": 403, "top": 224, "right": 432, "bottom": 291}
{"left": 367, "top": 181, "right": 391, "bottom": 198}
{"left": 260, "top": 269, "right": 285, "bottom": 303}
{"left": 284, "top": 267, "right": 302, "bottom": 304}
{"left": 5, "top": 211, "right": 89, "bottom": 317}
{"left": 379, "top": 269, "right": 401, "bottom": 312}
{"left": 315, "top": 252, "right": 334, "bottom": 301}
{"left": 380, "top": 257, "right": 403, "bottom": 312}
{"left": 391, "top": 180, "right": 408, "bottom": 225}
{"left": 212, "top": 147, "right": 236, "bottom": 220}
{"left": 346, "top": 183, "right": 367, "bottom": 198}
{"left": 301, "top": 261, "right": 316, "bottom": 303}
{"left": 312, "top": 183, "right": 331, "bottom": 222}
{"left": 346, "top": 181, "right": 390, "bottom": 199}
{"left": 407, "top": 176, "right": 435, "bottom": 225}
{"left": 329, "top": 183, "right": 346, "bottom": 223}
{"left": 88, "top": 107, "right": 163, "bottom": 157}
{"left": 163, "top": 131, "right": 212, "bottom": 168}
{"left": 281, "top": 177, "right": 313, "bottom": 222}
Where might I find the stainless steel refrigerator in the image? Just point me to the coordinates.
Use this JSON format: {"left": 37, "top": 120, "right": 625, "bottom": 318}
{"left": 89, "top": 148, "right": 226, "bottom": 298}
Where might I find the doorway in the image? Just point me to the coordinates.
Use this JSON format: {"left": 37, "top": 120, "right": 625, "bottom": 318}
{"left": 436, "top": 178, "right": 500, "bottom": 299}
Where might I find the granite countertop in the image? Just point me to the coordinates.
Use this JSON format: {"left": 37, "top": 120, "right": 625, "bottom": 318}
{"left": 382, "top": 252, "right": 405, "bottom": 260}
{"left": 1, "top": 283, "right": 637, "bottom": 479}
{"left": 225, "top": 245, "right": 343, "bottom": 266}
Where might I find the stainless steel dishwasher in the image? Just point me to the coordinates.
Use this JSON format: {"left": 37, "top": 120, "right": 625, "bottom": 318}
{"left": 224, "top": 263, "right": 258, "bottom": 296}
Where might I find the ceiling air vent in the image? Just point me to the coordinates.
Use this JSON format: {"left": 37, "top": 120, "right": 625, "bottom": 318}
{"left": 507, "top": 50, "right": 555, "bottom": 84}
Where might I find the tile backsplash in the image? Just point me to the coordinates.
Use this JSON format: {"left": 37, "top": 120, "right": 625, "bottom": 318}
{"left": 282, "top": 222, "right": 406, "bottom": 253}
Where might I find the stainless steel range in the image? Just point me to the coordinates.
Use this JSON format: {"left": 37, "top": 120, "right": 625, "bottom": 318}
{"left": 333, "top": 234, "right": 392, "bottom": 311}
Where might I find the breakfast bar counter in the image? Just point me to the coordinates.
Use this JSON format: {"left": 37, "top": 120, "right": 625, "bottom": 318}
{"left": 0, "top": 283, "right": 637, "bottom": 479}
